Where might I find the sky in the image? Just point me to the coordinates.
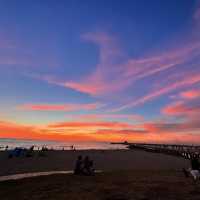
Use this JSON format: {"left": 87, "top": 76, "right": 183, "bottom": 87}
{"left": 0, "top": 0, "right": 200, "bottom": 144}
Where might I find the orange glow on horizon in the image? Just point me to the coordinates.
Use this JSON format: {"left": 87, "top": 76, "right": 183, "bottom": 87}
{"left": 1, "top": 119, "right": 200, "bottom": 144}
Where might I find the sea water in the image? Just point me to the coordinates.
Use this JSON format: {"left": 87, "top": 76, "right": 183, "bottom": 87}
{"left": 0, "top": 138, "right": 125, "bottom": 150}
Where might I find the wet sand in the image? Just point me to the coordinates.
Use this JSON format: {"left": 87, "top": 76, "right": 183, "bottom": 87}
{"left": 0, "top": 149, "right": 189, "bottom": 176}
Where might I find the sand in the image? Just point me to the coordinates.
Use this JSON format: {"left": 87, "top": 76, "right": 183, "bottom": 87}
{"left": 0, "top": 150, "right": 199, "bottom": 200}
{"left": 0, "top": 149, "right": 190, "bottom": 176}
{"left": 1, "top": 170, "right": 200, "bottom": 200}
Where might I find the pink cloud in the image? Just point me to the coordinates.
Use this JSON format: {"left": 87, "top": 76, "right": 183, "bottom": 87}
{"left": 17, "top": 102, "right": 103, "bottom": 111}
{"left": 143, "top": 120, "right": 200, "bottom": 134}
{"left": 162, "top": 100, "right": 200, "bottom": 120}
{"left": 162, "top": 101, "right": 188, "bottom": 116}
{"left": 180, "top": 89, "right": 200, "bottom": 99}
{"left": 48, "top": 121, "right": 134, "bottom": 129}
{"left": 81, "top": 32, "right": 122, "bottom": 64}
{"left": 124, "top": 41, "right": 200, "bottom": 80}
{"left": 40, "top": 27, "right": 200, "bottom": 100}
{"left": 61, "top": 81, "right": 106, "bottom": 96}
{"left": 39, "top": 32, "right": 200, "bottom": 98}
{"left": 80, "top": 24, "right": 200, "bottom": 97}
{"left": 112, "top": 72, "right": 200, "bottom": 111}
{"left": 30, "top": 4, "right": 200, "bottom": 116}
{"left": 36, "top": 32, "right": 130, "bottom": 96}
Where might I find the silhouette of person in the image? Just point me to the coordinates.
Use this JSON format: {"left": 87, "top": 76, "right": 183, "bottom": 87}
{"left": 187, "top": 155, "right": 200, "bottom": 180}
{"left": 74, "top": 155, "right": 83, "bottom": 175}
{"left": 191, "top": 155, "right": 200, "bottom": 171}
{"left": 83, "top": 156, "right": 94, "bottom": 175}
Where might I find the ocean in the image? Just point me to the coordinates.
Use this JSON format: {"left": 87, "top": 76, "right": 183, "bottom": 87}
{"left": 0, "top": 138, "right": 125, "bottom": 150}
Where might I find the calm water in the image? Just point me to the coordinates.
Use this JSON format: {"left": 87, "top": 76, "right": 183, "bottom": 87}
{"left": 0, "top": 138, "right": 125, "bottom": 150}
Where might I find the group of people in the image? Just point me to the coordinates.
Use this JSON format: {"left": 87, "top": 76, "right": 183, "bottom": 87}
{"left": 8, "top": 146, "right": 35, "bottom": 158}
{"left": 74, "top": 155, "right": 95, "bottom": 176}
{"left": 8, "top": 145, "right": 49, "bottom": 158}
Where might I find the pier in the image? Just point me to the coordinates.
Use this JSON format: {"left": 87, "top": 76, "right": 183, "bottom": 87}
{"left": 111, "top": 142, "right": 200, "bottom": 159}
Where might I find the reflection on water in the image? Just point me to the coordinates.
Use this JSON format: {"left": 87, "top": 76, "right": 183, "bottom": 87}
{"left": 0, "top": 138, "right": 125, "bottom": 150}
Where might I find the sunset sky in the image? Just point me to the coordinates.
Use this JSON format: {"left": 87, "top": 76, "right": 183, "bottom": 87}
{"left": 1, "top": 0, "right": 200, "bottom": 144}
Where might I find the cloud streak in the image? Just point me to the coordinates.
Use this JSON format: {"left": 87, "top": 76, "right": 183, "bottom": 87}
{"left": 113, "top": 72, "right": 200, "bottom": 111}
{"left": 17, "top": 102, "right": 104, "bottom": 112}
{"left": 48, "top": 121, "right": 134, "bottom": 129}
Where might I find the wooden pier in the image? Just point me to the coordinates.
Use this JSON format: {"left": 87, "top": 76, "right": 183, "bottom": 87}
{"left": 111, "top": 141, "right": 200, "bottom": 159}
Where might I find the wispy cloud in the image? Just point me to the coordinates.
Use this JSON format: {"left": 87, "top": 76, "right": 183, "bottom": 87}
{"left": 34, "top": 4, "right": 200, "bottom": 115}
{"left": 17, "top": 102, "right": 104, "bottom": 112}
{"left": 143, "top": 120, "right": 200, "bottom": 134}
{"left": 39, "top": 32, "right": 126, "bottom": 96}
{"left": 162, "top": 92, "right": 200, "bottom": 120}
{"left": 48, "top": 121, "right": 134, "bottom": 129}
{"left": 38, "top": 32, "right": 200, "bottom": 98}
{"left": 112, "top": 72, "right": 200, "bottom": 112}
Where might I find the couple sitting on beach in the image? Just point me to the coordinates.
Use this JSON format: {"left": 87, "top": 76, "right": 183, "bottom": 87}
{"left": 74, "top": 155, "right": 95, "bottom": 176}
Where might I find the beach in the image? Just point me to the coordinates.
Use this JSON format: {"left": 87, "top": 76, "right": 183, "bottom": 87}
{"left": 0, "top": 149, "right": 190, "bottom": 176}
{"left": 1, "top": 149, "right": 199, "bottom": 200}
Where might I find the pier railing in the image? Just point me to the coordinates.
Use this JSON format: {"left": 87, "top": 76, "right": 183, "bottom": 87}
{"left": 111, "top": 142, "right": 200, "bottom": 159}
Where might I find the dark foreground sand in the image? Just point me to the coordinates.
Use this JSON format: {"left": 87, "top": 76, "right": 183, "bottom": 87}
{"left": 0, "top": 150, "right": 199, "bottom": 200}
{"left": 0, "top": 149, "right": 190, "bottom": 176}
{"left": 1, "top": 170, "right": 200, "bottom": 200}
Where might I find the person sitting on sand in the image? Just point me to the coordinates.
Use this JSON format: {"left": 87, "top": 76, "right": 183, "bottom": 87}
{"left": 183, "top": 155, "right": 200, "bottom": 180}
{"left": 190, "top": 155, "right": 200, "bottom": 180}
{"left": 191, "top": 155, "right": 200, "bottom": 170}
{"left": 83, "top": 156, "right": 95, "bottom": 176}
{"left": 74, "top": 155, "right": 84, "bottom": 175}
